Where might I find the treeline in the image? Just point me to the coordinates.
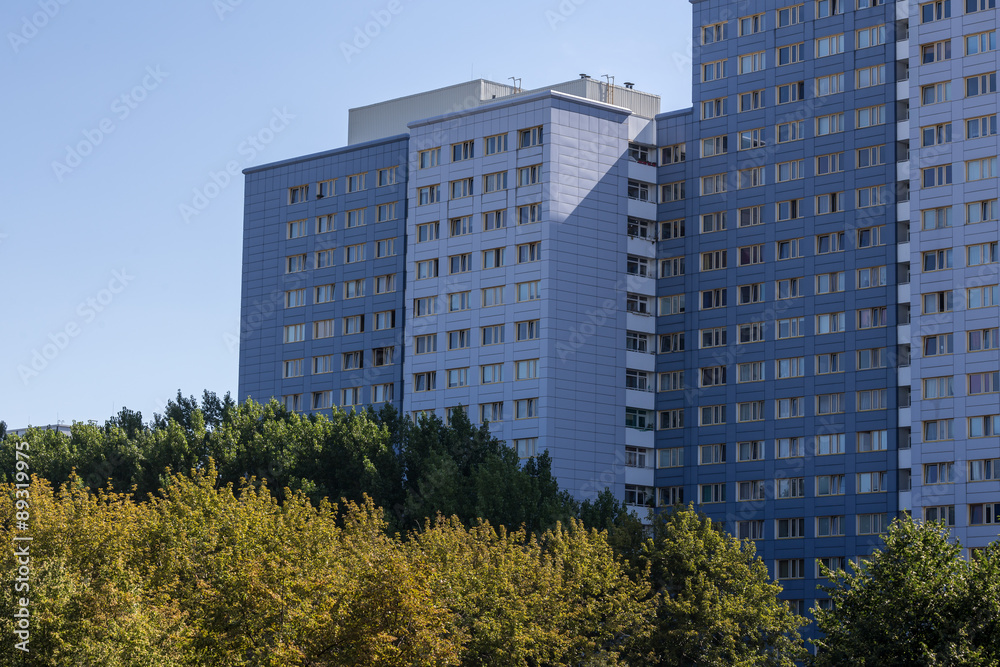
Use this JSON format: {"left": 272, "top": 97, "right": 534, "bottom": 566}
{"left": 2, "top": 394, "right": 999, "bottom": 665}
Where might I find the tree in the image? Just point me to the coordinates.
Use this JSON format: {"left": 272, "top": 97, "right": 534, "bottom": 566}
{"left": 637, "top": 505, "right": 806, "bottom": 666}
{"left": 578, "top": 488, "right": 647, "bottom": 573}
{"left": 811, "top": 517, "right": 1000, "bottom": 666}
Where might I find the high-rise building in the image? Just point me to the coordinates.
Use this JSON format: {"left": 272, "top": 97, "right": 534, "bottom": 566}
{"left": 240, "top": 0, "right": 999, "bottom": 616}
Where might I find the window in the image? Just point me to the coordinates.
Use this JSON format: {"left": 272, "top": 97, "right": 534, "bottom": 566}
{"left": 343, "top": 278, "right": 365, "bottom": 299}
{"left": 481, "top": 324, "right": 505, "bottom": 346}
{"left": 922, "top": 290, "right": 954, "bottom": 315}
{"left": 739, "top": 51, "right": 766, "bottom": 74}
{"left": 516, "top": 281, "right": 540, "bottom": 302}
{"left": 777, "top": 317, "right": 804, "bottom": 339}
{"left": 452, "top": 177, "right": 475, "bottom": 199}
{"left": 776, "top": 278, "right": 801, "bottom": 300}
{"left": 776, "top": 397, "right": 804, "bottom": 419}
{"left": 817, "top": 272, "right": 846, "bottom": 294}
{"left": 968, "top": 243, "right": 999, "bottom": 266}
{"left": 661, "top": 219, "right": 685, "bottom": 239}
{"left": 662, "top": 143, "right": 686, "bottom": 163}
{"left": 967, "top": 0, "right": 996, "bottom": 14}
{"left": 481, "top": 363, "right": 503, "bottom": 384}
{"left": 816, "top": 113, "right": 844, "bottom": 135}
{"left": 923, "top": 419, "right": 954, "bottom": 441}
{"left": 858, "top": 430, "right": 888, "bottom": 453}
{"left": 699, "top": 443, "right": 726, "bottom": 465}
{"left": 738, "top": 244, "right": 764, "bottom": 266}
{"left": 969, "top": 328, "right": 1000, "bottom": 351}
{"left": 856, "top": 348, "right": 886, "bottom": 371}
{"left": 969, "top": 372, "right": 1000, "bottom": 395}
{"left": 703, "top": 59, "right": 728, "bottom": 82}
{"left": 701, "top": 174, "right": 727, "bottom": 195}
{"left": 316, "top": 179, "right": 335, "bottom": 198}
{"left": 700, "top": 250, "right": 727, "bottom": 272}
{"left": 859, "top": 266, "right": 888, "bottom": 289}
{"left": 287, "top": 219, "right": 307, "bottom": 239}
{"left": 738, "top": 362, "right": 764, "bottom": 383}
{"left": 698, "top": 483, "right": 725, "bottom": 504}
{"left": 776, "top": 159, "right": 804, "bottom": 182}
{"left": 481, "top": 172, "right": 505, "bottom": 194}
{"left": 316, "top": 214, "right": 334, "bottom": 234}
{"left": 288, "top": 184, "right": 308, "bottom": 204}
{"left": 661, "top": 257, "right": 685, "bottom": 277}
{"left": 857, "top": 24, "right": 886, "bottom": 48}
{"left": 969, "top": 503, "right": 1000, "bottom": 526}
{"left": 816, "top": 34, "right": 845, "bottom": 57}
{"left": 517, "top": 204, "right": 541, "bottom": 225}
{"left": 777, "top": 199, "right": 803, "bottom": 221}
{"left": 817, "top": 433, "right": 845, "bottom": 455}
{"left": 625, "top": 484, "right": 653, "bottom": 507}
{"left": 702, "top": 97, "right": 728, "bottom": 120}
{"left": 969, "top": 458, "right": 1000, "bottom": 482}
{"left": 739, "top": 167, "right": 765, "bottom": 189}
{"left": 699, "top": 366, "right": 727, "bottom": 388}
{"left": 286, "top": 254, "right": 306, "bottom": 274}
{"left": 857, "top": 105, "right": 886, "bottom": 128}
{"left": 660, "top": 294, "right": 686, "bottom": 315}
{"left": 776, "top": 357, "right": 804, "bottom": 379}
{"left": 375, "top": 238, "right": 396, "bottom": 258}
{"left": 311, "top": 390, "right": 333, "bottom": 410}
{"left": 628, "top": 180, "right": 651, "bottom": 201}
{"left": 627, "top": 408, "right": 654, "bottom": 430}
{"left": 738, "top": 400, "right": 765, "bottom": 422}
{"left": 967, "top": 30, "right": 997, "bottom": 55}
{"left": 923, "top": 376, "right": 955, "bottom": 400}
{"left": 777, "top": 559, "right": 805, "bottom": 580}
{"left": 816, "top": 232, "right": 845, "bottom": 255}
{"left": 376, "top": 166, "right": 396, "bottom": 186}
{"left": 341, "top": 350, "right": 364, "bottom": 371}
{"left": 856, "top": 235, "right": 884, "bottom": 262}
{"left": 516, "top": 319, "right": 540, "bottom": 341}
{"left": 816, "top": 192, "right": 843, "bottom": 214}
{"left": 699, "top": 405, "right": 727, "bottom": 426}
{"left": 777, "top": 477, "right": 805, "bottom": 498}
{"left": 282, "top": 358, "right": 304, "bottom": 378}
{"left": 376, "top": 202, "right": 397, "bottom": 222}
{"left": 477, "top": 210, "right": 506, "bottom": 233}
{"left": 345, "top": 208, "right": 365, "bottom": 229}
{"left": 739, "top": 89, "right": 765, "bottom": 112}
{"left": 447, "top": 329, "right": 471, "bottom": 351}
{"left": 817, "top": 0, "right": 844, "bottom": 16}
{"left": 816, "top": 393, "right": 845, "bottom": 415}
{"left": 970, "top": 415, "right": 1000, "bottom": 438}
{"left": 778, "top": 4, "right": 804, "bottom": 26}
{"left": 922, "top": 40, "right": 953, "bottom": 65}
{"left": 418, "top": 148, "right": 440, "bottom": 168}
{"left": 413, "top": 334, "right": 438, "bottom": 356}
{"left": 968, "top": 288, "right": 999, "bottom": 313}
{"left": 627, "top": 217, "right": 653, "bottom": 239}
{"left": 700, "top": 212, "right": 727, "bottom": 234}
{"left": 967, "top": 157, "right": 999, "bottom": 182}
{"left": 415, "top": 258, "right": 438, "bottom": 279}
{"left": 314, "top": 249, "right": 335, "bottom": 270}
{"left": 777, "top": 42, "right": 804, "bottom": 66}
{"left": 342, "top": 315, "right": 364, "bottom": 336}
{"left": 447, "top": 291, "right": 470, "bottom": 313}
{"left": 700, "top": 289, "right": 727, "bottom": 310}
{"left": 627, "top": 255, "right": 650, "bottom": 277}
{"left": 777, "top": 518, "right": 805, "bottom": 539}
{"left": 512, "top": 359, "right": 538, "bottom": 381}
{"left": 923, "top": 334, "right": 954, "bottom": 357}
{"left": 738, "top": 129, "right": 766, "bottom": 152}
{"left": 413, "top": 296, "right": 436, "bottom": 317}
{"left": 626, "top": 331, "right": 650, "bottom": 353}
{"left": 660, "top": 332, "right": 685, "bottom": 353}
{"left": 311, "top": 319, "right": 335, "bottom": 339}
{"left": 858, "top": 307, "right": 888, "bottom": 329}
{"left": 312, "top": 284, "right": 335, "bottom": 305}
{"left": 817, "top": 474, "right": 845, "bottom": 496}
{"left": 816, "top": 73, "right": 846, "bottom": 96}
{"left": 857, "top": 145, "right": 886, "bottom": 168}
{"left": 776, "top": 239, "right": 802, "bottom": 262}
{"left": 482, "top": 248, "right": 506, "bottom": 270}
{"left": 736, "top": 520, "right": 764, "bottom": 541}
{"left": 417, "top": 184, "right": 440, "bottom": 205}
{"left": 413, "top": 371, "right": 437, "bottom": 392}
{"left": 737, "top": 441, "right": 765, "bottom": 463}
{"left": 346, "top": 173, "right": 365, "bottom": 193}
{"left": 661, "top": 181, "right": 686, "bottom": 203}
{"left": 857, "top": 389, "right": 887, "bottom": 411}
{"left": 700, "top": 327, "right": 727, "bottom": 349}
{"left": 738, "top": 480, "right": 765, "bottom": 502}
{"left": 451, "top": 140, "right": 475, "bottom": 162}
{"left": 480, "top": 402, "right": 503, "bottom": 423}
{"left": 777, "top": 81, "right": 805, "bottom": 104}
{"left": 817, "top": 518, "right": 845, "bottom": 538}
{"left": 920, "top": 123, "right": 953, "bottom": 149}
{"left": 701, "top": 135, "right": 728, "bottom": 157}
{"left": 702, "top": 20, "right": 727, "bottom": 44}
{"left": 448, "top": 253, "right": 471, "bottom": 275}
{"left": 922, "top": 82, "right": 952, "bottom": 105}
{"left": 924, "top": 506, "right": 956, "bottom": 526}
{"left": 658, "top": 447, "right": 684, "bottom": 468}
{"left": 777, "top": 438, "right": 803, "bottom": 459}
{"left": 285, "top": 289, "right": 305, "bottom": 308}
{"left": 446, "top": 367, "right": 469, "bottom": 389}
{"left": 658, "top": 409, "right": 683, "bottom": 430}
{"left": 484, "top": 133, "right": 507, "bottom": 155}
{"left": 738, "top": 284, "right": 764, "bottom": 305}
{"left": 519, "top": 126, "right": 543, "bottom": 148}
{"left": 858, "top": 513, "right": 887, "bottom": 535}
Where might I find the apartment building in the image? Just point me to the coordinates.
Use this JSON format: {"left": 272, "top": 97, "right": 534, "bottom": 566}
{"left": 239, "top": 0, "right": 999, "bottom": 616}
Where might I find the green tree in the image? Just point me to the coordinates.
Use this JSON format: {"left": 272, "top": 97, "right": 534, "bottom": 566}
{"left": 637, "top": 504, "right": 806, "bottom": 666}
{"left": 812, "top": 517, "right": 1000, "bottom": 666}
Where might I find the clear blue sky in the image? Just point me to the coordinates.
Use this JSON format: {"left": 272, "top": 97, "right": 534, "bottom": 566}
{"left": 1, "top": 0, "right": 693, "bottom": 428}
